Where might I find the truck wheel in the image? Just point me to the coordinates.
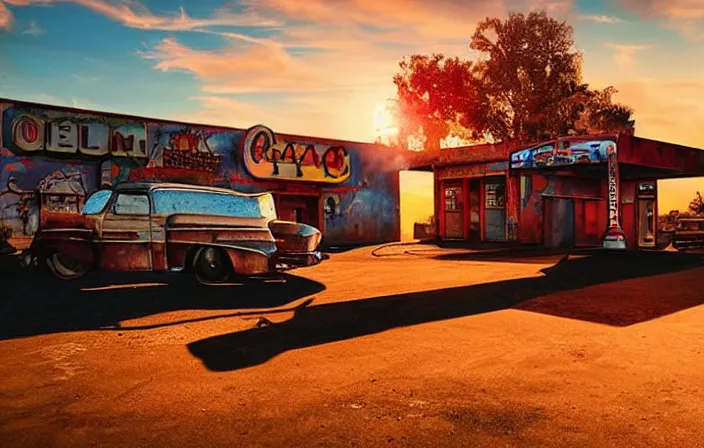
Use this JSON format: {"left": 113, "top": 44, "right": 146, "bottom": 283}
{"left": 45, "top": 251, "right": 89, "bottom": 280}
{"left": 194, "top": 247, "right": 232, "bottom": 285}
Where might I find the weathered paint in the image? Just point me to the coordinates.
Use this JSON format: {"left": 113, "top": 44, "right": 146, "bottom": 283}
{"left": 420, "top": 134, "right": 704, "bottom": 249}
{"left": 223, "top": 247, "right": 270, "bottom": 276}
{"left": 28, "top": 183, "right": 325, "bottom": 279}
{"left": 516, "top": 174, "right": 606, "bottom": 246}
{"left": 409, "top": 141, "right": 510, "bottom": 169}
{"left": 436, "top": 161, "right": 508, "bottom": 180}
{"left": 0, "top": 100, "right": 402, "bottom": 246}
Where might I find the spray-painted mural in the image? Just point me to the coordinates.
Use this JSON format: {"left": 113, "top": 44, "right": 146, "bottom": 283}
{"left": 0, "top": 101, "right": 401, "bottom": 246}
{"left": 0, "top": 103, "right": 141, "bottom": 238}
{"left": 510, "top": 137, "right": 617, "bottom": 169}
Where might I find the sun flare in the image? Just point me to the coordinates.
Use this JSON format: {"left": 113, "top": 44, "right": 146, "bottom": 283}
{"left": 373, "top": 102, "right": 399, "bottom": 141}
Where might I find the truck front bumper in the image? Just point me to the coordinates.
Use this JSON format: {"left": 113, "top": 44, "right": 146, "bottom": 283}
{"left": 271, "top": 251, "right": 328, "bottom": 271}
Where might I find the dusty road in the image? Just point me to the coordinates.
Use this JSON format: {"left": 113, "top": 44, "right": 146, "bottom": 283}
{"left": 1, "top": 246, "right": 704, "bottom": 447}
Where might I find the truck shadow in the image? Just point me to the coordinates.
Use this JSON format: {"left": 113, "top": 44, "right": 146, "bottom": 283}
{"left": 0, "top": 254, "right": 326, "bottom": 341}
{"left": 187, "top": 251, "right": 704, "bottom": 372}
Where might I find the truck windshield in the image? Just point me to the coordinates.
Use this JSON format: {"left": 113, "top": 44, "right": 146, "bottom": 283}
{"left": 82, "top": 189, "right": 113, "bottom": 215}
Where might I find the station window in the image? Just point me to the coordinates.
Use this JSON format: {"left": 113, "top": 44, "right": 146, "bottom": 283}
{"left": 485, "top": 183, "right": 505, "bottom": 208}
{"left": 444, "top": 187, "right": 462, "bottom": 211}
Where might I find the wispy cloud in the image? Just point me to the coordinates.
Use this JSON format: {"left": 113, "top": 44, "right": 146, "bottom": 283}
{"left": 71, "top": 74, "right": 99, "bottom": 83}
{"left": 131, "top": 0, "right": 518, "bottom": 139}
{"left": 12, "top": 92, "right": 102, "bottom": 110}
{"left": 604, "top": 42, "right": 651, "bottom": 70}
{"left": 517, "top": 0, "right": 573, "bottom": 14}
{"left": 4, "top": 0, "right": 282, "bottom": 31}
{"left": 579, "top": 14, "right": 624, "bottom": 23}
{"left": 21, "top": 19, "right": 44, "bottom": 36}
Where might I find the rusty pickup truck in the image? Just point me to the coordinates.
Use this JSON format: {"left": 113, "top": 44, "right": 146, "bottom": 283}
{"left": 20, "top": 182, "right": 326, "bottom": 284}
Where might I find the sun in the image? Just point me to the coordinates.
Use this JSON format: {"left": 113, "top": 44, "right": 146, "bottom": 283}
{"left": 373, "top": 102, "right": 399, "bottom": 142}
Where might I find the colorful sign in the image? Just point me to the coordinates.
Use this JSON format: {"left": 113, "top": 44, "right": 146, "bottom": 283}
{"left": 510, "top": 138, "right": 617, "bottom": 169}
{"left": 606, "top": 143, "right": 619, "bottom": 228}
{"left": 242, "top": 125, "right": 351, "bottom": 184}
{"left": 2, "top": 110, "right": 147, "bottom": 159}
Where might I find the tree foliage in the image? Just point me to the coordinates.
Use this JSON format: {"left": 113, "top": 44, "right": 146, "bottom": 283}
{"left": 689, "top": 191, "right": 704, "bottom": 215}
{"left": 393, "top": 54, "right": 483, "bottom": 150}
{"left": 393, "top": 11, "right": 635, "bottom": 149}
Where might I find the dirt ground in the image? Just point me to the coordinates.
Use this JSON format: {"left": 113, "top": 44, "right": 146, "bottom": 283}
{"left": 1, "top": 246, "right": 704, "bottom": 447}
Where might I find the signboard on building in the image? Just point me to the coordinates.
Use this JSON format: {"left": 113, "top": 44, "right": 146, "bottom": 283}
{"left": 607, "top": 144, "right": 620, "bottom": 228}
{"left": 2, "top": 108, "right": 147, "bottom": 159}
{"left": 242, "top": 125, "right": 351, "bottom": 184}
{"left": 437, "top": 161, "right": 508, "bottom": 180}
{"left": 510, "top": 137, "right": 617, "bottom": 170}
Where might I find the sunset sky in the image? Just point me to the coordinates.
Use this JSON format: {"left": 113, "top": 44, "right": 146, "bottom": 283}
{"left": 1, "top": 0, "right": 703, "bottom": 223}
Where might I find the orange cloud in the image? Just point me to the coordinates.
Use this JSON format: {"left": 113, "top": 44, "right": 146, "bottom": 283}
{"left": 0, "top": 1, "right": 13, "bottom": 30}
{"left": 133, "top": 0, "right": 580, "bottom": 141}
{"left": 139, "top": 37, "right": 293, "bottom": 83}
{"left": 617, "top": 0, "right": 704, "bottom": 39}
{"left": 241, "top": 0, "right": 504, "bottom": 41}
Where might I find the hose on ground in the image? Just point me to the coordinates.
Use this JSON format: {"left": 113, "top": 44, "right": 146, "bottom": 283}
{"left": 371, "top": 240, "right": 425, "bottom": 257}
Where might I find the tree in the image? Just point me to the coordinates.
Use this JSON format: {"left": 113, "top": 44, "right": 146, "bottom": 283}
{"left": 392, "top": 11, "right": 635, "bottom": 147}
{"left": 688, "top": 191, "right": 704, "bottom": 215}
{"left": 575, "top": 87, "right": 635, "bottom": 135}
{"left": 393, "top": 54, "right": 485, "bottom": 150}
{"left": 469, "top": 11, "right": 588, "bottom": 142}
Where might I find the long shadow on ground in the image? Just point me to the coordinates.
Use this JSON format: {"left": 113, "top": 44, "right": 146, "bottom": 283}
{"left": 187, "top": 251, "right": 704, "bottom": 372}
{"left": 432, "top": 247, "right": 602, "bottom": 264}
{"left": 0, "top": 254, "right": 325, "bottom": 341}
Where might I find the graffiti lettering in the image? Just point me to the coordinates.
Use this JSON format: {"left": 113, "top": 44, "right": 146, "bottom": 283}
{"left": 8, "top": 113, "right": 147, "bottom": 158}
{"left": 161, "top": 130, "right": 222, "bottom": 173}
{"left": 281, "top": 142, "right": 319, "bottom": 177}
{"left": 242, "top": 125, "right": 351, "bottom": 184}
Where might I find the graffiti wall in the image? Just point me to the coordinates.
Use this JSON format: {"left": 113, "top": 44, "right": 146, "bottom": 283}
{"left": 0, "top": 103, "right": 144, "bottom": 237}
{"left": 240, "top": 125, "right": 401, "bottom": 244}
{"left": 0, "top": 101, "right": 401, "bottom": 246}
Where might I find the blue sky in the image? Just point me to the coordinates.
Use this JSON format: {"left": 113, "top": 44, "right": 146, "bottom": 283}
{"left": 1, "top": 0, "right": 704, "bottom": 210}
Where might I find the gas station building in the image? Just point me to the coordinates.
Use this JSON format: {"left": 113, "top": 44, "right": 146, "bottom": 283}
{"left": 409, "top": 134, "right": 704, "bottom": 250}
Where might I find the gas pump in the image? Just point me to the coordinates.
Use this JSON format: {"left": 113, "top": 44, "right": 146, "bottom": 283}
{"left": 602, "top": 142, "right": 627, "bottom": 250}
{"left": 636, "top": 181, "right": 656, "bottom": 247}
